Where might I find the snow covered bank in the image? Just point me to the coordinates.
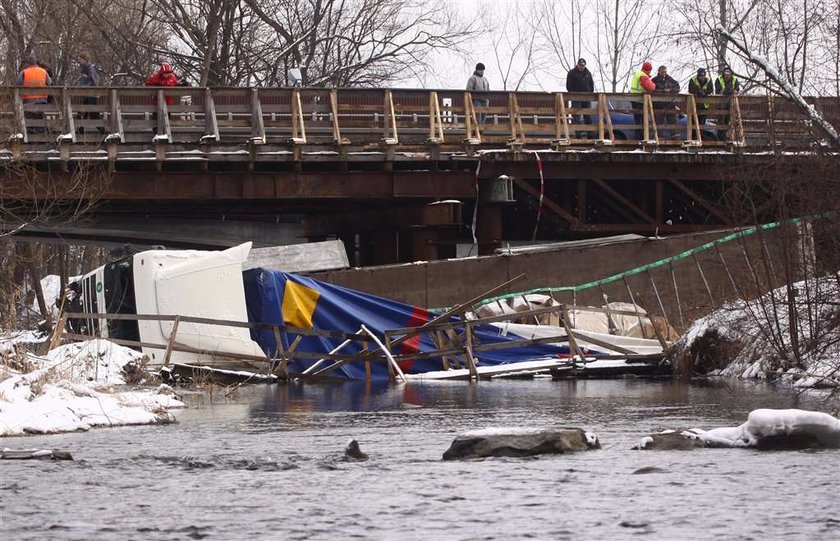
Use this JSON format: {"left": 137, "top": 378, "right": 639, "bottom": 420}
{"left": 670, "top": 276, "right": 840, "bottom": 388}
{"left": 0, "top": 373, "right": 182, "bottom": 436}
{"left": 1, "top": 339, "right": 184, "bottom": 437}
{"left": 636, "top": 409, "right": 840, "bottom": 450}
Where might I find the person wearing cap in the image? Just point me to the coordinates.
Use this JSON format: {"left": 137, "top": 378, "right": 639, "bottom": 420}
{"left": 145, "top": 62, "right": 179, "bottom": 105}
{"left": 566, "top": 58, "right": 595, "bottom": 136}
{"left": 688, "top": 68, "right": 713, "bottom": 125}
{"left": 651, "top": 65, "right": 680, "bottom": 139}
{"left": 630, "top": 61, "right": 656, "bottom": 139}
{"left": 467, "top": 62, "right": 490, "bottom": 124}
{"left": 715, "top": 67, "right": 740, "bottom": 138}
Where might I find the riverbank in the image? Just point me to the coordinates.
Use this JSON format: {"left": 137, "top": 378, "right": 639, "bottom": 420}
{"left": 0, "top": 337, "right": 183, "bottom": 437}
{"left": 670, "top": 275, "right": 840, "bottom": 388}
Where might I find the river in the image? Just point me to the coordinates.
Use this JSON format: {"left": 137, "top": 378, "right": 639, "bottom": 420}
{"left": 1, "top": 379, "right": 838, "bottom": 540}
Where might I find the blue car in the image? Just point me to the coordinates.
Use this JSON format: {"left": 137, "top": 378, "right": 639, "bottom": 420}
{"left": 608, "top": 100, "right": 718, "bottom": 141}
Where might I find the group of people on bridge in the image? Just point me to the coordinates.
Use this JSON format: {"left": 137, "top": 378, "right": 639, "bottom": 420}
{"left": 14, "top": 53, "right": 742, "bottom": 142}
{"left": 15, "top": 55, "right": 183, "bottom": 106}
{"left": 467, "top": 60, "right": 742, "bottom": 137}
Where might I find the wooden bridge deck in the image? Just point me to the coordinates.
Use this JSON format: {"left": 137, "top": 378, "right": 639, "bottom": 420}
{"left": 2, "top": 87, "right": 837, "bottom": 165}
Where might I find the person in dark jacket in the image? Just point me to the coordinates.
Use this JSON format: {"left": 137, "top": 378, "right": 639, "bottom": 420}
{"left": 77, "top": 52, "right": 98, "bottom": 87}
{"left": 651, "top": 65, "right": 680, "bottom": 139}
{"left": 688, "top": 68, "right": 713, "bottom": 125}
{"left": 566, "top": 58, "right": 595, "bottom": 134}
{"left": 77, "top": 52, "right": 100, "bottom": 126}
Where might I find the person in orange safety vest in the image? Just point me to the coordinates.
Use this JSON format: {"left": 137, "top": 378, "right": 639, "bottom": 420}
{"left": 17, "top": 57, "right": 52, "bottom": 104}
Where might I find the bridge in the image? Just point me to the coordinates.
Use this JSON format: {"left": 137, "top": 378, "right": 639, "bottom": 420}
{"left": 2, "top": 86, "right": 837, "bottom": 265}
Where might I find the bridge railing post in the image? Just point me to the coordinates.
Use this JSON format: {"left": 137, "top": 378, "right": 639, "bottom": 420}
{"left": 202, "top": 88, "right": 219, "bottom": 143}
{"left": 428, "top": 91, "right": 444, "bottom": 144}
{"left": 290, "top": 88, "right": 306, "bottom": 144}
{"left": 507, "top": 92, "right": 524, "bottom": 146}
{"left": 108, "top": 89, "right": 124, "bottom": 143}
{"left": 13, "top": 87, "right": 27, "bottom": 145}
{"left": 250, "top": 88, "right": 265, "bottom": 144}
{"left": 552, "top": 92, "right": 570, "bottom": 147}
{"left": 684, "top": 94, "right": 702, "bottom": 147}
{"left": 463, "top": 91, "right": 481, "bottom": 145}
{"left": 642, "top": 94, "right": 659, "bottom": 145}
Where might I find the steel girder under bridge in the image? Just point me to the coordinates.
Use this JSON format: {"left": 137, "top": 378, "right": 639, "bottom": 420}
{"left": 1, "top": 87, "right": 837, "bottom": 263}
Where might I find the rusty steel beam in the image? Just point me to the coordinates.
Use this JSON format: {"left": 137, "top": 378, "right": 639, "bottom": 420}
{"left": 668, "top": 178, "right": 731, "bottom": 224}
{"left": 480, "top": 160, "right": 731, "bottom": 181}
{"left": 3, "top": 169, "right": 475, "bottom": 201}
{"left": 591, "top": 178, "right": 658, "bottom": 224}
{"left": 302, "top": 202, "right": 462, "bottom": 236}
{"left": 513, "top": 179, "right": 584, "bottom": 229}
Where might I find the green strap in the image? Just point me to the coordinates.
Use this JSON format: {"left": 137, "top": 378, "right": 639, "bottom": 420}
{"left": 430, "top": 219, "right": 800, "bottom": 313}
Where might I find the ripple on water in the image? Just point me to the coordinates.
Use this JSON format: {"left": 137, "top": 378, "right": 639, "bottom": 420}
{"left": 1, "top": 379, "right": 837, "bottom": 540}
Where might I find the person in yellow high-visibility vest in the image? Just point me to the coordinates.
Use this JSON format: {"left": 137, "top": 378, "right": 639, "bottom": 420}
{"left": 688, "top": 68, "right": 714, "bottom": 125}
{"left": 629, "top": 61, "right": 655, "bottom": 139}
{"left": 715, "top": 67, "right": 741, "bottom": 139}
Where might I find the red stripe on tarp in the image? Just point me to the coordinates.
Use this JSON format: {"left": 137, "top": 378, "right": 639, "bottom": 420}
{"left": 399, "top": 307, "right": 430, "bottom": 355}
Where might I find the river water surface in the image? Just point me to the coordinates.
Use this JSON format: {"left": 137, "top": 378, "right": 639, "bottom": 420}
{"left": 1, "top": 379, "right": 839, "bottom": 540}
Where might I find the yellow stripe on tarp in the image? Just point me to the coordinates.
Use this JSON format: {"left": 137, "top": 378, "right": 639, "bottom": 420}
{"left": 282, "top": 280, "right": 320, "bottom": 329}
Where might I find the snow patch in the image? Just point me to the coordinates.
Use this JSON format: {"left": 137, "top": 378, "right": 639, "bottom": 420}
{"left": 38, "top": 339, "right": 146, "bottom": 385}
{"left": 693, "top": 409, "right": 840, "bottom": 448}
{"left": 0, "top": 374, "right": 183, "bottom": 437}
{"left": 1, "top": 338, "right": 183, "bottom": 437}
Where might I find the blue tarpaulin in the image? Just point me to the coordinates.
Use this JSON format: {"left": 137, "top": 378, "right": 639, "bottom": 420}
{"left": 243, "top": 268, "right": 570, "bottom": 380}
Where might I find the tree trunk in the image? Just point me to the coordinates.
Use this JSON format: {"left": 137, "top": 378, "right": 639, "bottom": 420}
{"left": 27, "top": 244, "right": 52, "bottom": 332}
{"left": 717, "top": 0, "right": 728, "bottom": 71}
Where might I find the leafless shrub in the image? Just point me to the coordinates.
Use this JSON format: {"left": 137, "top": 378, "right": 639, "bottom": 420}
{"left": 121, "top": 355, "right": 159, "bottom": 386}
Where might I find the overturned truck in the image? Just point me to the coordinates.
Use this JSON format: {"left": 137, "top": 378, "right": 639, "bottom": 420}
{"left": 65, "top": 243, "right": 666, "bottom": 381}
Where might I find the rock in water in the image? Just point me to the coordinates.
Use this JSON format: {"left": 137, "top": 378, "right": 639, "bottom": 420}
{"left": 0, "top": 449, "right": 73, "bottom": 460}
{"left": 632, "top": 466, "right": 669, "bottom": 474}
{"left": 442, "top": 427, "right": 600, "bottom": 460}
{"left": 632, "top": 430, "right": 706, "bottom": 450}
{"left": 633, "top": 409, "right": 840, "bottom": 450}
{"left": 344, "top": 439, "right": 368, "bottom": 461}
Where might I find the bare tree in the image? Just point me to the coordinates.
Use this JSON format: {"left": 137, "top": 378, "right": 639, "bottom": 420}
{"left": 668, "top": 0, "right": 839, "bottom": 95}
{"left": 0, "top": 0, "right": 170, "bottom": 85}
{"left": 592, "top": 0, "right": 665, "bottom": 92}
{"left": 138, "top": 0, "right": 271, "bottom": 86}
{"left": 536, "top": 0, "right": 591, "bottom": 80}
{"left": 823, "top": 0, "right": 840, "bottom": 97}
{"left": 487, "top": 3, "right": 541, "bottom": 91}
{"left": 244, "top": 0, "right": 475, "bottom": 87}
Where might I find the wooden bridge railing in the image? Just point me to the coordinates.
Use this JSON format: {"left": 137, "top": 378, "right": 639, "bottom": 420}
{"left": 1, "top": 86, "right": 837, "bottom": 157}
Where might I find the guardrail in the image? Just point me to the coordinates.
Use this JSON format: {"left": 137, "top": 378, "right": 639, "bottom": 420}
{"left": 2, "top": 86, "right": 837, "bottom": 156}
{"left": 52, "top": 298, "right": 663, "bottom": 382}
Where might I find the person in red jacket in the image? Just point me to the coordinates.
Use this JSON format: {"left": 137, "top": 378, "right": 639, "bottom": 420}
{"left": 145, "top": 62, "right": 179, "bottom": 105}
